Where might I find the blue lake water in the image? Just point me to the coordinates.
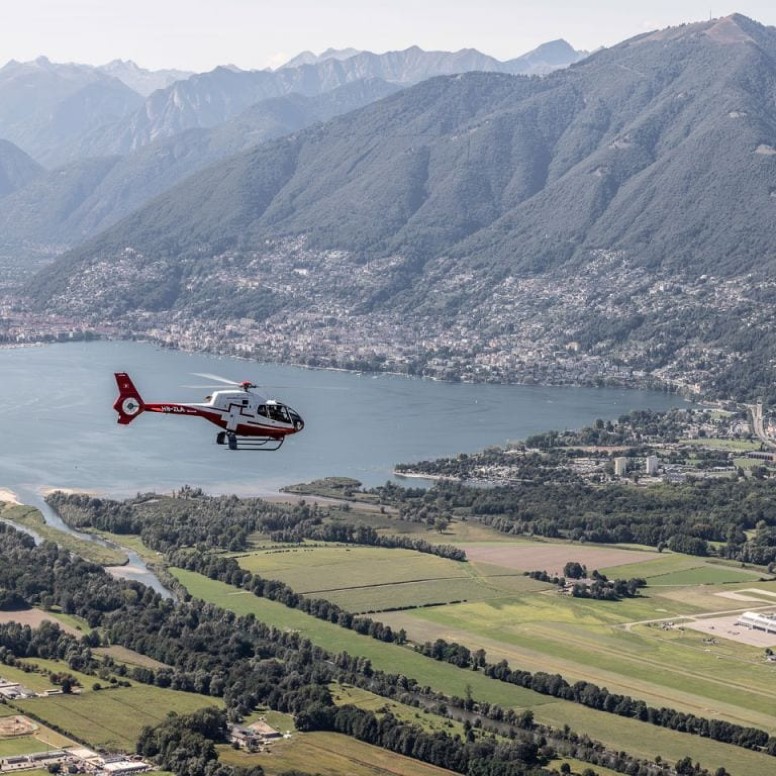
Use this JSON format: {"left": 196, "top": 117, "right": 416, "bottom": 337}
{"left": 0, "top": 340, "right": 690, "bottom": 501}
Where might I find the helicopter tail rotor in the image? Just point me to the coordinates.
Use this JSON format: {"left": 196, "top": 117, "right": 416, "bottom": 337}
{"left": 113, "top": 372, "right": 145, "bottom": 425}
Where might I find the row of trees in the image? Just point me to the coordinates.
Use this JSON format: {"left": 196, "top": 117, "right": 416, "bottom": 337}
{"left": 371, "top": 474, "right": 776, "bottom": 558}
{"left": 46, "top": 490, "right": 465, "bottom": 560}
{"left": 168, "top": 549, "right": 407, "bottom": 646}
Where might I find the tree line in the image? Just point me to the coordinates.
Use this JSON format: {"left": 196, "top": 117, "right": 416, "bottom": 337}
{"left": 370, "top": 475, "right": 776, "bottom": 562}
{"left": 46, "top": 490, "right": 464, "bottom": 560}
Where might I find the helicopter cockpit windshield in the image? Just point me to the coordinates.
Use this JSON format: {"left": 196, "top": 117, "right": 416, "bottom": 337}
{"left": 267, "top": 403, "right": 290, "bottom": 423}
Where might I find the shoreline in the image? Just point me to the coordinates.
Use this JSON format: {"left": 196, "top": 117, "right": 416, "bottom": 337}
{"left": 5, "top": 482, "right": 305, "bottom": 507}
{"left": 0, "top": 488, "right": 21, "bottom": 505}
{"left": 0, "top": 333, "right": 700, "bottom": 397}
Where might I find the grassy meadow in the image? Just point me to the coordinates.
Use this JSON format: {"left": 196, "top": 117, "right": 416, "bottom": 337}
{"left": 16, "top": 684, "right": 222, "bottom": 751}
{"left": 232, "top": 544, "right": 547, "bottom": 612}
{"left": 0, "top": 736, "right": 49, "bottom": 757}
{"left": 219, "top": 731, "right": 458, "bottom": 776}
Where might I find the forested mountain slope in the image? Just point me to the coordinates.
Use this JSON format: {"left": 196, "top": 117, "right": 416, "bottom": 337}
{"left": 0, "top": 79, "right": 400, "bottom": 262}
{"left": 25, "top": 15, "right": 776, "bottom": 400}
{"left": 0, "top": 139, "right": 43, "bottom": 198}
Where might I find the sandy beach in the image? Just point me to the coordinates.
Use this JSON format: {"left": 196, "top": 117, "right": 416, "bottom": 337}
{"left": 0, "top": 487, "right": 20, "bottom": 504}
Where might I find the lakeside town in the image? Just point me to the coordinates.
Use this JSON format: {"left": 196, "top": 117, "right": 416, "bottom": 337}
{"left": 2, "top": 242, "right": 768, "bottom": 399}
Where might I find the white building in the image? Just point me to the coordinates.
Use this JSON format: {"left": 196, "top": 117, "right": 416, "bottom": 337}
{"left": 645, "top": 455, "right": 659, "bottom": 475}
{"left": 613, "top": 457, "right": 628, "bottom": 476}
{"left": 736, "top": 611, "right": 776, "bottom": 634}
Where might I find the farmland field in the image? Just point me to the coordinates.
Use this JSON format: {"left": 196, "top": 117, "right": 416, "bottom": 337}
{"left": 0, "top": 735, "right": 49, "bottom": 757}
{"left": 15, "top": 685, "right": 222, "bottom": 751}
{"left": 233, "top": 545, "right": 548, "bottom": 612}
{"left": 219, "top": 731, "right": 458, "bottom": 776}
{"left": 0, "top": 662, "right": 63, "bottom": 693}
{"left": 92, "top": 644, "right": 170, "bottom": 669}
{"left": 173, "top": 567, "right": 776, "bottom": 776}
{"left": 460, "top": 541, "right": 661, "bottom": 575}
{"left": 649, "top": 565, "right": 766, "bottom": 585}
{"left": 0, "top": 607, "right": 83, "bottom": 636}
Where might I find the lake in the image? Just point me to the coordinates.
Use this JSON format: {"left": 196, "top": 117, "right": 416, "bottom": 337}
{"left": 0, "top": 340, "right": 690, "bottom": 501}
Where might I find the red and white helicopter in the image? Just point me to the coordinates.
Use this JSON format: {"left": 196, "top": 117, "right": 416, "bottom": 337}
{"left": 113, "top": 372, "right": 304, "bottom": 451}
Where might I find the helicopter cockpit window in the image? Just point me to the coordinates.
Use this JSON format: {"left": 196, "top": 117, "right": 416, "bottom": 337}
{"left": 267, "top": 404, "right": 290, "bottom": 423}
{"left": 257, "top": 405, "right": 268, "bottom": 417}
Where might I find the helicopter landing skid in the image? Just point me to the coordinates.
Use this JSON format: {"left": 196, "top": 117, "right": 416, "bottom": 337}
{"left": 216, "top": 431, "right": 285, "bottom": 451}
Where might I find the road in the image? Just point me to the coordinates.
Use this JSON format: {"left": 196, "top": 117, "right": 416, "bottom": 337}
{"left": 746, "top": 402, "right": 776, "bottom": 449}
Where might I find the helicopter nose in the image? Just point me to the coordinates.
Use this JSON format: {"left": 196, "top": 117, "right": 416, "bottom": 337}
{"left": 289, "top": 408, "right": 304, "bottom": 432}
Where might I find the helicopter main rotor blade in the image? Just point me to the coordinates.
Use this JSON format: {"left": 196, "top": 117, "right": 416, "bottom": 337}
{"left": 182, "top": 384, "right": 233, "bottom": 389}
{"left": 191, "top": 372, "right": 247, "bottom": 386}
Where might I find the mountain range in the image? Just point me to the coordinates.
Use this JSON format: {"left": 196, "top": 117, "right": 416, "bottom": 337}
{"left": 0, "top": 40, "right": 584, "bottom": 264}
{"left": 19, "top": 15, "right": 776, "bottom": 400}
{"left": 0, "top": 40, "right": 585, "bottom": 167}
{"left": 0, "top": 78, "right": 402, "bottom": 261}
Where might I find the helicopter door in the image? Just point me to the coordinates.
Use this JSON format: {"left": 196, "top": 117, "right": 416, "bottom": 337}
{"left": 226, "top": 404, "right": 241, "bottom": 431}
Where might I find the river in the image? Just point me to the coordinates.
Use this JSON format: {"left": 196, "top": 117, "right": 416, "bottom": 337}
{"left": 0, "top": 340, "right": 690, "bottom": 499}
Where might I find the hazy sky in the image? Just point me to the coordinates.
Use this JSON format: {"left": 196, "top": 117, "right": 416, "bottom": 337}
{"left": 3, "top": 1, "right": 776, "bottom": 73}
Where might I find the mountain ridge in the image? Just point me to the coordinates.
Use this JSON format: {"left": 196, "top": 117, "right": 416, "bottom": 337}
{"left": 47, "top": 41, "right": 585, "bottom": 162}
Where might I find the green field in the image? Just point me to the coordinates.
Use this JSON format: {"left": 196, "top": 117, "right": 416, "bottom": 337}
{"left": 93, "top": 644, "right": 170, "bottom": 669}
{"left": 219, "top": 731, "right": 457, "bottom": 776}
{"left": 384, "top": 596, "right": 776, "bottom": 731}
{"left": 0, "top": 662, "right": 62, "bottom": 693}
{"left": 0, "top": 736, "right": 48, "bottom": 757}
{"left": 601, "top": 553, "right": 766, "bottom": 584}
{"left": 682, "top": 438, "right": 760, "bottom": 451}
{"left": 235, "top": 545, "right": 466, "bottom": 589}
{"left": 233, "top": 544, "right": 547, "bottom": 612}
{"left": 173, "top": 568, "right": 776, "bottom": 776}
{"left": 649, "top": 566, "right": 766, "bottom": 585}
{"left": 16, "top": 685, "right": 222, "bottom": 751}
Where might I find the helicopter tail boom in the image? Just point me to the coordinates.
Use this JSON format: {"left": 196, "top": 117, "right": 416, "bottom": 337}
{"left": 113, "top": 372, "right": 145, "bottom": 425}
